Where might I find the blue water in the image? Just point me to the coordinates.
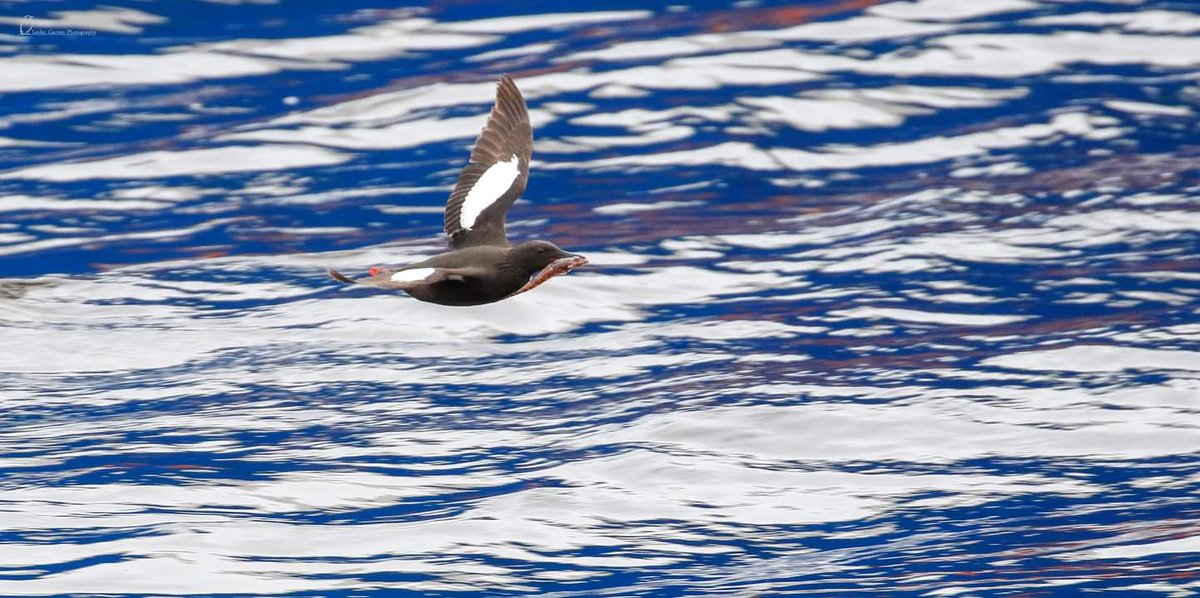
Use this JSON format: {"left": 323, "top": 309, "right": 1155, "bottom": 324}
{"left": 2, "top": 0, "right": 1200, "bottom": 595}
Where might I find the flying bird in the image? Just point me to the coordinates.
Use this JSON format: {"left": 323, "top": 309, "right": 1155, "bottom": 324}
{"left": 328, "top": 76, "right": 587, "bottom": 306}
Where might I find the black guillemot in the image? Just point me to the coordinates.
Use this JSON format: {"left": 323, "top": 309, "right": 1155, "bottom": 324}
{"left": 328, "top": 75, "right": 587, "bottom": 306}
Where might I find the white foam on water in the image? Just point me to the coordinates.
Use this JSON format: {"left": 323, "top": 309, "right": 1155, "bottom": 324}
{"left": 764, "top": 15, "right": 956, "bottom": 41}
{"left": 0, "top": 6, "right": 164, "bottom": 34}
{"left": 832, "top": 306, "right": 1029, "bottom": 326}
{"left": 741, "top": 97, "right": 905, "bottom": 131}
{"left": 868, "top": 0, "right": 1039, "bottom": 22}
{"left": 0, "top": 10, "right": 641, "bottom": 94}
{"left": 984, "top": 346, "right": 1200, "bottom": 373}
{"left": 222, "top": 109, "right": 556, "bottom": 150}
{"left": 0, "top": 145, "right": 350, "bottom": 181}
{"left": 183, "top": 18, "right": 495, "bottom": 62}
{"left": 594, "top": 199, "right": 702, "bottom": 215}
{"left": 582, "top": 398, "right": 1200, "bottom": 462}
{"left": 561, "top": 33, "right": 778, "bottom": 63}
{"left": 861, "top": 32, "right": 1200, "bottom": 77}
{"left": 0, "top": 218, "right": 239, "bottom": 258}
{"left": 1105, "top": 100, "right": 1193, "bottom": 116}
{"left": 550, "top": 113, "right": 1122, "bottom": 172}
{"left": 0, "top": 195, "right": 165, "bottom": 212}
{"left": 436, "top": 11, "right": 650, "bottom": 34}
{"left": 1024, "top": 10, "right": 1200, "bottom": 34}
{"left": 0, "top": 52, "right": 301, "bottom": 94}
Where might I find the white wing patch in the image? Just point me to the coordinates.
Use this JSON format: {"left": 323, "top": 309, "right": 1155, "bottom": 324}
{"left": 460, "top": 155, "right": 520, "bottom": 230}
{"left": 391, "top": 267, "right": 436, "bottom": 283}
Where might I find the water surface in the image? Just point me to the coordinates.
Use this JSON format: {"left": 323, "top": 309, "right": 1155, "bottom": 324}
{"left": 2, "top": 0, "right": 1200, "bottom": 595}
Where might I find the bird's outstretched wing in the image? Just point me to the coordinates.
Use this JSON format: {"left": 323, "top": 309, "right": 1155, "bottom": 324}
{"left": 443, "top": 75, "right": 533, "bottom": 249}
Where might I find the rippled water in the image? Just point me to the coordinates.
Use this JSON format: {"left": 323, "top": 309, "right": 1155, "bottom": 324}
{"left": 2, "top": 0, "right": 1200, "bottom": 595}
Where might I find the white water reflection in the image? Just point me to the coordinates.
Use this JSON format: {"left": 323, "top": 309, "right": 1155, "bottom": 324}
{"left": 0, "top": 145, "right": 351, "bottom": 181}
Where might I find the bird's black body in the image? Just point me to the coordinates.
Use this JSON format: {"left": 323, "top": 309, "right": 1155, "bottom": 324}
{"left": 327, "top": 76, "right": 586, "bottom": 306}
{"left": 374, "top": 242, "right": 573, "bottom": 307}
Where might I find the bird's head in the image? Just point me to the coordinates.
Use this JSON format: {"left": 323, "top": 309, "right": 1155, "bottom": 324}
{"left": 508, "top": 240, "right": 586, "bottom": 274}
